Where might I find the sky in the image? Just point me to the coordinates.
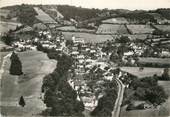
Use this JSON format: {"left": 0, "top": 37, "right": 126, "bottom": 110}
{"left": 0, "top": 0, "right": 170, "bottom": 10}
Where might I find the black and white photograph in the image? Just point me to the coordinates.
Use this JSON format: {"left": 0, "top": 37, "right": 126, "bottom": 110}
{"left": 0, "top": 0, "right": 170, "bottom": 117}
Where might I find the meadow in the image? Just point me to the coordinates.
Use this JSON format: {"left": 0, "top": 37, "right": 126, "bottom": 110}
{"left": 62, "top": 32, "right": 115, "bottom": 43}
{"left": 120, "top": 67, "right": 164, "bottom": 78}
{"left": 102, "top": 17, "right": 129, "bottom": 24}
{"left": 154, "top": 25, "right": 170, "bottom": 32}
{"left": 0, "top": 21, "right": 22, "bottom": 34}
{"left": 0, "top": 51, "right": 57, "bottom": 116}
{"left": 126, "top": 25, "right": 154, "bottom": 34}
{"left": 34, "top": 7, "right": 57, "bottom": 24}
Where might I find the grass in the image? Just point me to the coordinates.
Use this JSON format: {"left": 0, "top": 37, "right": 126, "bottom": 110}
{"left": 120, "top": 67, "right": 164, "bottom": 78}
{"left": 138, "top": 57, "right": 170, "bottom": 65}
{"left": 102, "top": 17, "right": 129, "bottom": 24}
{"left": 154, "top": 25, "right": 170, "bottom": 32}
{"left": 0, "top": 21, "right": 22, "bottom": 34}
{"left": 34, "top": 7, "right": 57, "bottom": 24}
{"left": 62, "top": 31, "right": 114, "bottom": 43}
{"left": 0, "top": 50, "right": 57, "bottom": 116}
{"left": 126, "top": 25, "right": 154, "bottom": 34}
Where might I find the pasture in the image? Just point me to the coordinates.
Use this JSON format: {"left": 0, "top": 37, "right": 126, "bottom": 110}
{"left": 154, "top": 25, "right": 170, "bottom": 32}
{"left": 96, "top": 24, "right": 129, "bottom": 34}
{"left": 126, "top": 25, "right": 155, "bottom": 34}
{"left": 138, "top": 57, "right": 170, "bottom": 66}
{"left": 62, "top": 32, "right": 114, "bottom": 43}
{"left": 102, "top": 17, "right": 129, "bottom": 24}
{"left": 0, "top": 51, "right": 57, "bottom": 116}
{"left": 34, "top": 7, "right": 57, "bottom": 24}
{"left": 0, "top": 21, "right": 22, "bottom": 34}
{"left": 120, "top": 67, "right": 164, "bottom": 78}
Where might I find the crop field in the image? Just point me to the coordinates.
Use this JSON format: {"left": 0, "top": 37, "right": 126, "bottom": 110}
{"left": 0, "top": 21, "right": 22, "bottom": 34}
{"left": 34, "top": 7, "right": 57, "bottom": 24}
{"left": 96, "top": 24, "right": 129, "bottom": 34}
{"left": 62, "top": 32, "right": 115, "bottom": 43}
{"left": 154, "top": 25, "right": 170, "bottom": 32}
{"left": 126, "top": 25, "right": 155, "bottom": 34}
{"left": 120, "top": 67, "right": 164, "bottom": 78}
{"left": 102, "top": 17, "right": 129, "bottom": 24}
{"left": 0, "top": 51, "right": 57, "bottom": 116}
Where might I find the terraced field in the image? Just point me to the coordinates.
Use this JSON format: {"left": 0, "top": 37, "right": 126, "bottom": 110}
{"left": 127, "top": 25, "right": 155, "bottom": 34}
{"left": 34, "top": 7, "right": 57, "bottom": 24}
{"left": 96, "top": 24, "right": 129, "bottom": 34}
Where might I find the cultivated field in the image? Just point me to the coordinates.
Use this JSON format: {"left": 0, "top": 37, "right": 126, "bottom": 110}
{"left": 0, "top": 21, "right": 22, "bottom": 34}
{"left": 126, "top": 25, "right": 155, "bottom": 34}
{"left": 96, "top": 24, "right": 129, "bottom": 34}
{"left": 0, "top": 9, "right": 10, "bottom": 18}
{"left": 34, "top": 7, "right": 57, "bottom": 24}
{"left": 154, "top": 25, "right": 170, "bottom": 32}
{"left": 0, "top": 51, "right": 57, "bottom": 116}
{"left": 62, "top": 32, "right": 114, "bottom": 43}
{"left": 120, "top": 67, "right": 164, "bottom": 78}
{"left": 102, "top": 17, "right": 129, "bottom": 24}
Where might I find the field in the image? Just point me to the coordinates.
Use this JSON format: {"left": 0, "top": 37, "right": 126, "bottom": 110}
{"left": 138, "top": 57, "right": 170, "bottom": 66}
{"left": 0, "top": 51, "right": 57, "bottom": 116}
{"left": 154, "top": 25, "right": 170, "bottom": 32}
{"left": 120, "top": 67, "right": 164, "bottom": 78}
{"left": 0, "top": 21, "right": 22, "bottom": 34}
{"left": 62, "top": 32, "right": 114, "bottom": 43}
{"left": 34, "top": 7, "right": 57, "bottom": 24}
{"left": 96, "top": 24, "right": 129, "bottom": 34}
{"left": 56, "top": 26, "right": 95, "bottom": 33}
{"left": 0, "top": 9, "right": 10, "bottom": 18}
{"left": 126, "top": 25, "right": 155, "bottom": 34}
{"left": 102, "top": 17, "right": 129, "bottom": 24}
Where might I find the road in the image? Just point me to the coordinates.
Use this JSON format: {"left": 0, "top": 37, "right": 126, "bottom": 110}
{"left": 112, "top": 77, "right": 125, "bottom": 117}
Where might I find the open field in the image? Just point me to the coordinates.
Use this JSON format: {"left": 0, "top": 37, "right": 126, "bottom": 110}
{"left": 0, "top": 9, "right": 10, "bottom": 18}
{"left": 96, "top": 24, "right": 129, "bottom": 34}
{"left": 0, "top": 21, "right": 22, "bottom": 34}
{"left": 154, "top": 25, "right": 170, "bottom": 32}
{"left": 34, "top": 7, "right": 57, "bottom": 24}
{"left": 138, "top": 57, "right": 170, "bottom": 66}
{"left": 102, "top": 17, "right": 129, "bottom": 24}
{"left": 56, "top": 26, "right": 95, "bottom": 33}
{"left": 126, "top": 25, "right": 154, "bottom": 34}
{"left": 0, "top": 51, "right": 57, "bottom": 116}
{"left": 62, "top": 32, "right": 115, "bottom": 43}
{"left": 120, "top": 67, "right": 164, "bottom": 78}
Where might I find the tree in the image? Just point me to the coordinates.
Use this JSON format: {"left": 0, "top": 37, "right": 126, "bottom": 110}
{"left": 10, "top": 52, "right": 23, "bottom": 75}
{"left": 161, "top": 68, "right": 170, "bottom": 80}
{"left": 19, "top": 96, "right": 26, "bottom": 107}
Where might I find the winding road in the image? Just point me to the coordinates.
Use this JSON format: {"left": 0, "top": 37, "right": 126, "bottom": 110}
{"left": 112, "top": 76, "right": 125, "bottom": 117}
